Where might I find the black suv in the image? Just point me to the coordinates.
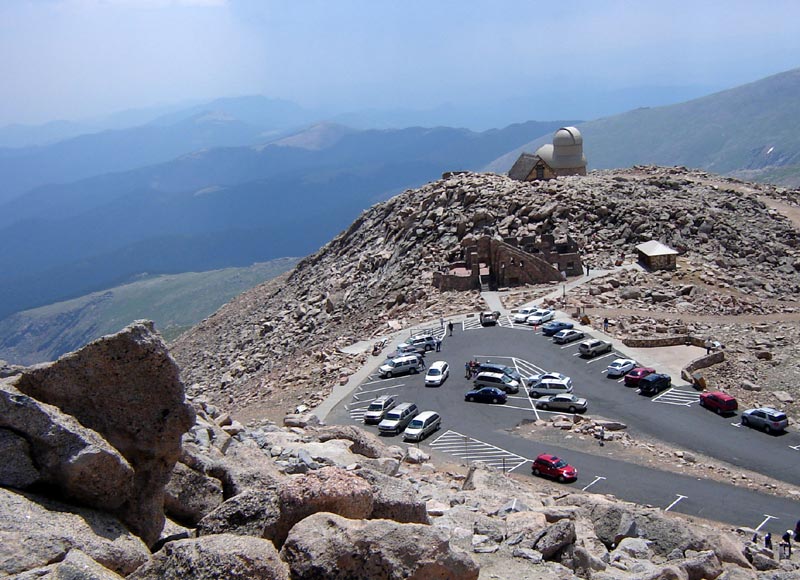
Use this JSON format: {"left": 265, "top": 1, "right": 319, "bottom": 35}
{"left": 638, "top": 373, "right": 671, "bottom": 395}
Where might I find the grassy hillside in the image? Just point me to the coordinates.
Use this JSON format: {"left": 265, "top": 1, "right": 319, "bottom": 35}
{"left": 487, "top": 68, "right": 800, "bottom": 185}
{"left": 0, "top": 258, "right": 298, "bottom": 365}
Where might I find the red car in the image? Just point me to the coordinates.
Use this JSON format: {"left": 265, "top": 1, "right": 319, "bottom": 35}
{"left": 699, "top": 391, "right": 738, "bottom": 415}
{"left": 624, "top": 367, "right": 655, "bottom": 387}
{"left": 531, "top": 454, "right": 578, "bottom": 482}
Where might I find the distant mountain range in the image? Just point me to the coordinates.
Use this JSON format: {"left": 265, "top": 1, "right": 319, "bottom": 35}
{"left": 0, "top": 119, "right": 573, "bottom": 321}
{"left": 0, "top": 258, "right": 298, "bottom": 365}
{"left": 487, "top": 68, "right": 800, "bottom": 186}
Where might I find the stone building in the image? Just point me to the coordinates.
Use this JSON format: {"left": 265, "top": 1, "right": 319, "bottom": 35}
{"left": 432, "top": 234, "right": 582, "bottom": 291}
{"left": 508, "top": 126, "right": 587, "bottom": 181}
{"left": 636, "top": 240, "right": 678, "bottom": 271}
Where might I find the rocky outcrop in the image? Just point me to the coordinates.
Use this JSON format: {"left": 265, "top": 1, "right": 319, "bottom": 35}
{"left": 12, "top": 549, "right": 127, "bottom": 580}
{"left": 280, "top": 512, "right": 480, "bottom": 580}
{"left": 0, "top": 487, "right": 150, "bottom": 577}
{"left": 128, "top": 534, "right": 289, "bottom": 580}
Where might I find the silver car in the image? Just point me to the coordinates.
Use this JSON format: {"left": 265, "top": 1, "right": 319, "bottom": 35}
{"left": 741, "top": 407, "right": 789, "bottom": 433}
{"left": 534, "top": 393, "right": 588, "bottom": 413}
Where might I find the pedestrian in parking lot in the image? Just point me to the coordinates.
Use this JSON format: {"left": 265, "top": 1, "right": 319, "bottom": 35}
{"left": 448, "top": 320, "right": 454, "bottom": 336}
{"left": 435, "top": 337, "right": 442, "bottom": 352}
{"left": 465, "top": 361, "right": 471, "bottom": 378}
{"left": 440, "top": 316, "right": 444, "bottom": 329}
{"left": 603, "top": 317, "right": 609, "bottom": 332}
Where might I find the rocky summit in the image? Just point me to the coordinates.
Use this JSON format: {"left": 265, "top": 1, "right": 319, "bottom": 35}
{"left": 3, "top": 166, "right": 800, "bottom": 579}
{"left": 171, "top": 165, "right": 800, "bottom": 423}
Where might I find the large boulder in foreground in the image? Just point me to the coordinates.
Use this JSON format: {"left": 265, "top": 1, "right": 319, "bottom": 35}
{"left": 11, "top": 549, "right": 126, "bottom": 580}
{"left": 0, "top": 487, "right": 150, "bottom": 577}
{"left": 280, "top": 512, "right": 479, "bottom": 580}
{"left": 0, "top": 383, "right": 134, "bottom": 510}
{"left": 11, "top": 321, "right": 195, "bottom": 547}
{"left": 128, "top": 533, "right": 288, "bottom": 580}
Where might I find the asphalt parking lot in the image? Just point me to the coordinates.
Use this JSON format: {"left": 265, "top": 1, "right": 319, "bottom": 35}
{"left": 327, "top": 316, "right": 800, "bottom": 533}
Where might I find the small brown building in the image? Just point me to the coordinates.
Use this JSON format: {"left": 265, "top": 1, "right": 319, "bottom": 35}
{"left": 508, "top": 126, "right": 587, "bottom": 181}
{"left": 636, "top": 240, "right": 678, "bottom": 271}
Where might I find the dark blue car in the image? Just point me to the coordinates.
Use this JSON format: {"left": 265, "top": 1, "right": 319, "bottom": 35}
{"left": 541, "top": 320, "right": 574, "bottom": 336}
{"left": 464, "top": 386, "right": 507, "bottom": 404}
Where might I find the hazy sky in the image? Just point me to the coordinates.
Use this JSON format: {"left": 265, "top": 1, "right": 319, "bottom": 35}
{"left": 2, "top": 0, "right": 800, "bottom": 126}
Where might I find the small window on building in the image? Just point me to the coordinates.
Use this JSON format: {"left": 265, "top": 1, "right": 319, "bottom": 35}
{"left": 536, "top": 165, "right": 545, "bottom": 180}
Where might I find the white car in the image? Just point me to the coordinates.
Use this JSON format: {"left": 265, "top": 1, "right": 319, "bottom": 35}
{"left": 425, "top": 361, "right": 450, "bottom": 386}
{"left": 606, "top": 358, "right": 637, "bottom": 377}
{"left": 526, "top": 309, "right": 555, "bottom": 325}
{"left": 527, "top": 372, "right": 573, "bottom": 388}
{"left": 513, "top": 307, "right": 538, "bottom": 323}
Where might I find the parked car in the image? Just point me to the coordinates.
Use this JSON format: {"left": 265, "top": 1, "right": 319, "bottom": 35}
{"left": 528, "top": 378, "right": 573, "bottom": 399}
{"left": 464, "top": 386, "right": 507, "bottom": 404}
{"left": 378, "top": 402, "right": 419, "bottom": 435}
{"left": 527, "top": 372, "right": 573, "bottom": 389}
{"left": 526, "top": 308, "right": 555, "bottom": 325}
{"left": 578, "top": 339, "right": 613, "bottom": 358}
{"left": 541, "top": 320, "right": 574, "bottom": 336}
{"left": 699, "top": 391, "right": 738, "bottom": 415}
{"left": 476, "top": 362, "right": 522, "bottom": 383}
{"left": 399, "top": 335, "right": 437, "bottom": 352}
{"left": 513, "top": 307, "right": 538, "bottom": 323}
{"left": 638, "top": 373, "right": 672, "bottom": 396}
{"left": 403, "top": 411, "right": 442, "bottom": 441}
{"left": 741, "top": 407, "right": 789, "bottom": 433}
{"left": 378, "top": 355, "right": 423, "bottom": 378}
{"left": 531, "top": 453, "right": 578, "bottom": 482}
{"left": 386, "top": 343, "right": 426, "bottom": 359}
{"left": 534, "top": 393, "right": 588, "bottom": 413}
{"left": 473, "top": 371, "right": 520, "bottom": 394}
{"left": 424, "top": 361, "right": 450, "bottom": 386}
{"left": 553, "top": 329, "right": 585, "bottom": 344}
{"left": 363, "top": 395, "right": 398, "bottom": 424}
{"left": 479, "top": 311, "right": 500, "bottom": 326}
{"left": 624, "top": 367, "right": 655, "bottom": 387}
{"left": 606, "top": 358, "right": 637, "bottom": 377}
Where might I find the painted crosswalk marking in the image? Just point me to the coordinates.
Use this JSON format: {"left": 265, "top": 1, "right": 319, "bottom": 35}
{"left": 651, "top": 387, "right": 699, "bottom": 406}
{"left": 430, "top": 429, "right": 529, "bottom": 472}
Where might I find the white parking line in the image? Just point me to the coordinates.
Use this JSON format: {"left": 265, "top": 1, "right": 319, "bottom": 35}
{"left": 789, "top": 444, "right": 800, "bottom": 451}
{"left": 430, "top": 429, "right": 529, "bottom": 471}
{"left": 581, "top": 476, "right": 606, "bottom": 491}
{"left": 651, "top": 388, "right": 699, "bottom": 406}
{"left": 355, "top": 383, "right": 407, "bottom": 396}
{"left": 664, "top": 494, "right": 687, "bottom": 511}
{"left": 585, "top": 352, "right": 616, "bottom": 364}
{"left": 755, "top": 514, "right": 778, "bottom": 531}
{"left": 561, "top": 342, "right": 582, "bottom": 350}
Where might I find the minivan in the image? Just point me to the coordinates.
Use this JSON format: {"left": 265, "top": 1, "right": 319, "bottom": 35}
{"left": 528, "top": 379, "right": 573, "bottom": 398}
{"left": 363, "top": 395, "right": 398, "bottom": 424}
{"left": 379, "top": 355, "right": 422, "bottom": 379}
{"left": 378, "top": 402, "right": 419, "bottom": 435}
{"left": 473, "top": 371, "right": 520, "bottom": 394}
{"left": 403, "top": 410, "right": 441, "bottom": 441}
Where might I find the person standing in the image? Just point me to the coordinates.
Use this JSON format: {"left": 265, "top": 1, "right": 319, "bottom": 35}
{"left": 765, "top": 532, "right": 772, "bottom": 550}
{"left": 448, "top": 320, "right": 454, "bottom": 336}
{"left": 603, "top": 317, "right": 609, "bottom": 332}
{"left": 440, "top": 316, "right": 444, "bottom": 329}
{"left": 465, "top": 361, "right": 471, "bottom": 378}
{"left": 782, "top": 530, "right": 792, "bottom": 557}
{"left": 435, "top": 337, "right": 442, "bottom": 352}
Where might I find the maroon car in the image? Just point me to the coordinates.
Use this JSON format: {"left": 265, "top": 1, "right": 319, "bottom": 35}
{"left": 624, "top": 367, "right": 655, "bottom": 387}
{"left": 531, "top": 454, "right": 578, "bottom": 482}
{"left": 699, "top": 391, "right": 738, "bottom": 415}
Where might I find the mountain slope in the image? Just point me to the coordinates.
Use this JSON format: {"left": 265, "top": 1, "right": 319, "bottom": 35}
{"left": 0, "top": 120, "right": 571, "bottom": 319}
{"left": 0, "top": 258, "right": 298, "bottom": 365}
{"left": 170, "top": 167, "right": 800, "bottom": 422}
{"left": 487, "top": 68, "right": 800, "bottom": 185}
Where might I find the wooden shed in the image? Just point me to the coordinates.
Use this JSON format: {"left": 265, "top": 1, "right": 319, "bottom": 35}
{"left": 636, "top": 240, "right": 678, "bottom": 271}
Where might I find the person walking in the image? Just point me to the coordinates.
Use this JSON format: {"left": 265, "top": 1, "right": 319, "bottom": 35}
{"left": 705, "top": 338, "right": 712, "bottom": 355}
{"left": 585, "top": 263, "right": 590, "bottom": 276}
{"left": 435, "top": 337, "right": 442, "bottom": 352}
{"left": 782, "top": 530, "right": 792, "bottom": 558}
{"left": 440, "top": 316, "right": 444, "bottom": 330}
{"left": 603, "top": 317, "right": 609, "bottom": 332}
{"left": 448, "top": 320, "right": 454, "bottom": 336}
{"left": 465, "top": 361, "right": 471, "bottom": 378}
{"left": 765, "top": 532, "right": 772, "bottom": 550}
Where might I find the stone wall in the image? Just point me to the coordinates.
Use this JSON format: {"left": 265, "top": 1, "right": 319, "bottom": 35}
{"left": 682, "top": 350, "right": 726, "bottom": 383}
